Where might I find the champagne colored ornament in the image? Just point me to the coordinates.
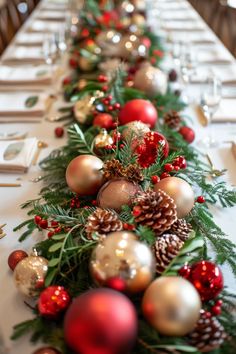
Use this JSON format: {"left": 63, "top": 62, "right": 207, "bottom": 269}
{"left": 90, "top": 231, "right": 155, "bottom": 293}
{"left": 93, "top": 129, "right": 114, "bottom": 152}
{"left": 131, "top": 13, "right": 145, "bottom": 27}
{"left": 13, "top": 255, "right": 48, "bottom": 297}
{"left": 77, "top": 79, "right": 87, "bottom": 90}
{"left": 95, "top": 30, "right": 121, "bottom": 57}
{"left": 154, "top": 176, "right": 195, "bottom": 218}
{"left": 133, "top": 65, "right": 168, "bottom": 96}
{"left": 66, "top": 155, "right": 104, "bottom": 196}
{"left": 118, "top": 34, "right": 148, "bottom": 59}
{"left": 188, "top": 261, "right": 224, "bottom": 302}
{"left": 119, "top": 99, "right": 158, "bottom": 128}
{"left": 38, "top": 286, "right": 71, "bottom": 318}
{"left": 142, "top": 276, "right": 202, "bottom": 336}
{"left": 33, "top": 348, "right": 61, "bottom": 354}
{"left": 73, "top": 92, "right": 103, "bottom": 124}
{"left": 8, "top": 250, "right": 28, "bottom": 271}
{"left": 64, "top": 288, "right": 138, "bottom": 354}
{"left": 97, "top": 178, "right": 141, "bottom": 212}
{"left": 122, "top": 121, "right": 150, "bottom": 141}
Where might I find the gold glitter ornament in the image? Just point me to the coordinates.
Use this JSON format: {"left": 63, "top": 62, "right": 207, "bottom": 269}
{"left": 13, "top": 255, "right": 48, "bottom": 297}
{"left": 93, "top": 129, "right": 114, "bottom": 151}
{"left": 73, "top": 91, "right": 104, "bottom": 124}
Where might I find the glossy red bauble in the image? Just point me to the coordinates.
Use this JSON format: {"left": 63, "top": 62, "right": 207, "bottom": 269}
{"left": 119, "top": 99, "right": 158, "bottom": 129}
{"left": 8, "top": 250, "right": 28, "bottom": 271}
{"left": 64, "top": 288, "right": 138, "bottom": 354}
{"left": 38, "top": 286, "right": 71, "bottom": 318}
{"left": 188, "top": 261, "right": 224, "bottom": 302}
{"left": 179, "top": 126, "right": 195, "bottom": 144}
{"left": 93, "top": 113, "right": 114, "bottom": 129}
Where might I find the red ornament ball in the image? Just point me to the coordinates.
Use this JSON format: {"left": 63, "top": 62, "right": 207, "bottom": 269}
{"left": 119, "top": 99, "right": 158, "bottom": 129}
{"left": 64, "top": 288, "right": 138, "bottom": 354}
{"left": 179, "top": 126, "right": 195, "bottom": 144}
{"left": 178, "top": 264, "right": 192, "bottom": 279}
{"left": 8, "top": 250, "right": 28, "bottom": 271}
{"left": 188, "top": 261, "right": 224, "bottom": 302}
{"left": 32, "top": 347, "right": 61, "bottom": 354}
{"left": 38, "top": 286, "right": 71, "bottom": 318}
{"left": 93, "top": 113, "right": 114, "bottom": 129}
{"left": 54, "top": 127, "right": 64, "bottom": 138}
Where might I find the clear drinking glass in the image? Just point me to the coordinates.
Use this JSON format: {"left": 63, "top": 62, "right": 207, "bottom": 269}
{"left": 200, "top": 75, "right": 222, "bottom": 147}
{"left": 42, "top": 33, "right": 57, "bottom": 67}
{"left": 180, "top": 45, "right": 198, "bottom": 103}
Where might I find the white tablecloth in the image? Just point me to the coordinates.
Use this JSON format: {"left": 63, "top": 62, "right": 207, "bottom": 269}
{"left": 0, "top": 0, "right": 236, "bottom": 353}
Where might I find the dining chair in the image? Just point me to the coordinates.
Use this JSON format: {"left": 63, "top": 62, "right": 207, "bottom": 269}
{"left": 0, "top": 0, "right": 11, "bottom": 54}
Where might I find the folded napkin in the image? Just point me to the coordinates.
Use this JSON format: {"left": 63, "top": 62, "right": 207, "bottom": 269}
{"left": 0, "top": 66, "right": 53, "bottom": 86}
{"left": 0, "top": 92, "right": 49, "bottom": 118}
{"left": 37, "top": 10, "right": 68, "bottom": 21}
{"left": 2, "top": 46, "right": 45, "bottom": 64}
{"left": 191, "top": 65, "right": 236, "bottom": 84}
{"left": 15, "top": 33, "right": 44, "bottom": 46}
{"left": 197, "top": 48, "right": 233, "bottom": 64}
{"left": 161, "top": 10, "right": 198, "bottom": 21}
{"left": 163, "top": 20, "right": 205, "bottom": 31}
{"left": 212, "top": 99, "right": 236, "bottom": 122}
{"left": 29, "top": 20, "right": 62, "bottom": 33}
{"left": 170, "top": 31, "right": 215, "bottom": 44}
{"left": 158, "top": 2, "right": 190, "bottom": 10}
{"left": 0, "top": 138, "right": 38, "bottom": 173}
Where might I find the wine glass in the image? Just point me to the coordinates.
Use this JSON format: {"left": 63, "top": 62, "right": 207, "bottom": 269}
{"left": 200, "top": 75, "right": 222, "bottom": 148}
{"left": 42, "top": 33, "right": 57, "bottom": 67}
{"left": 180, "top": 45, "right": 198, "bottom": 103}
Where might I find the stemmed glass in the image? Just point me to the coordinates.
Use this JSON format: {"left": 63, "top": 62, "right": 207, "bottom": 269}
{"left": 180, "top": 45, "right": 198, "bottom": 103}
{"left": 200, "top": 74, "right": 222, "bottom": 148}
{"left": 42, "top": 33, "right": 57, "bottom": 67}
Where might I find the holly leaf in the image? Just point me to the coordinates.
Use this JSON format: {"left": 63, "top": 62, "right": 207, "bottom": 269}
{"left": 25, "top": 96, "right": 38, "bottom": 108}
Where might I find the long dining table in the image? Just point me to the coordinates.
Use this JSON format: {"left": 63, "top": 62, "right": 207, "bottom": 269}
{"left": 0, "top": 0, "right": 236, "bottom": 353}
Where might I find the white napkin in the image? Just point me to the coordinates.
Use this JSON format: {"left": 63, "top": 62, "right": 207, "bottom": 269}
{"left": 0, "top": 92, "right": 48, "bottom": 118}
{"left": 15, "top": 33, "right": 44, "bottom": 46}
{"left": 191, "top": 65, "right": 236, "bottom": 84}
{"left": 0, "top": 66, "right": 53, "bottom": 85}
{"left": 37, "top": 10, "right": 68, "bottom": 21}
{"left": 198, "top": 48, "right": 233, "bottom": 64}
{"left": 29, "top": 20, "right": 62, "bottom": 32}
{"left": 0, "top": 138, "right": 38, "bottom": 173}
{"left": 163, "top": 20, "right": 205, "bottom": 31}
{"left": 2, "top": 46, "right": 45, "bottom": 64}
{"left": 212, "top": 98, "right": 236, "bottom": 122}
{"left": 158, "top": 2, "right": 190, "bottom": 10}
{"left": 170, "top": 31, "right": 215, "bottom": 44}
{"left": 161, "top": 10, "right": 198, "bottom": 21}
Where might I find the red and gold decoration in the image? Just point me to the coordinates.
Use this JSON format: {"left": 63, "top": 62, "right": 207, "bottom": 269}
{"left": 154, "top": 176, "right": 195, "bottom": 218}
{"left": 64, "top": 288, "right": 138, "bottom": 354}
{"left": 8, "top": 250, "right": 28, "bottom": 271}
{"left": 184, "top": 261, "right": 224, "bottom": 301}
{"left": 66, "top": 155, "right": 104, "bottom": 195}
{"left": 38, "top": 286, "right": 71, "bottom": 318}
{"left": 13, "top": 255, "right": 48, "bottom": 297}
{"left": 90, "top": 231, "right": 155, "bottom": 293}
{"left": 133, "top": 65, "right": 168, "bottom": 96}
{"left": 119, "top": 99, "right": 158, "bottom": 128}
{"left": 142, "top": 276, "right": 202, "bottom": 336}
{"left": 97, "top": 178, "right": 141, "bottom": 211}
{"left": 93, "top": 128, "right": 114, "bottom": 152}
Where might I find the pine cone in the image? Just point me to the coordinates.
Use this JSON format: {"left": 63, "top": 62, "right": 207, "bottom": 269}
{"left": 103, "top": 159, "right": 125, "bottom": 180}
{"left": 164, "top": 111, "right": 181, "bottom": 129}
{"left": 133, "top": 189, "right": 177, "bottom": 235}
{"left": 125, "top": 164, "right": 144, "bottom": 183}
{"left": 187, "top": 310, "right": 227, "bottom": 352}
{"left": 85, "top": 208, "right": 123, "bottom": 239}
{"left": 168, "top": 219, "right": 193, "bottom": 241}
{"left": 154, "top": 233, "right": 184, "bottom": 274}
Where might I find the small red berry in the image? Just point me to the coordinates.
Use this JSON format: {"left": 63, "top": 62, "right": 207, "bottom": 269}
{"left": 113, "top": 102, "right": 121, "bottom": 110}
{"left": 47, "top": 231, "right": 55, "bottom": 238}
{"left": 178, "top": 264, "right": 192, "bottom": 279}
{"left": 211, "top": 305, "right": 221, "bottom": 316}
{"left": 108, "top": 105, "right": 113, "bottom": 111}
{"left": 216, "top": 299, "right": 223, "bottom": 306}
{"left": 160, "top": 172, "right": 170, "bottom": 179}
{"left": 39, "top": 219, "right": 48, "bottom": 229}
{"left": 101, "top": 85, "right": 108, "bottom": 92}
{"left": 63, "top": 77, "right": 71, "bottom": 85}
{"left": 105, "top": 144, "right": 113, "bottom": 150}
{"left": 92, "top": 200, "right": 97, "bottom": 206}
{"left": 107, "top": 95, "right": 113, "bottom": 101}
{"left": 54, "top": 227, "right": 62, "bottom": 234}
{"left": 34, "top": 215, "right": 42, "bottom": 225}
{"left": 133, "top": 206, "right": 142, "bottom": 217}
{"left": 103, "top": 98, "right": 110, "bottom": 105}
{"left": 120, "top": 144, "right": 125, "bottom": 149}
{"left": 151, "top": 175, "right": 160, "bottom": 184}
{"left": 123, "top": 223, "right": 135, "bottom": 231}
{"left": 173, "top": 165, "right": 180, "bottom": 171}
{"left": 55, "top": 127, "right": 64, "bottom": 138}
{"left": 164, "top": 163, "right": 174, "bottom": 172}
{"left": 196, "top": 196, "right": 205, "bottom": 203}
{"left": 204, "top": 311, "right": 212, "bottom": 319}
{"left": 51, "top": 221, "right": 59, "bottom": 227}
{"left": 98, "top": 75, "right": 108, "bottom": 83}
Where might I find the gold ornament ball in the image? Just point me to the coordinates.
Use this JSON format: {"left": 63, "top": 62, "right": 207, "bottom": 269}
{"left": 134, "top": 65, "right": 168, "bottom": 96}
{"left": 90, "top": 231, "right": 155, "bottom": 293}
{"left": 66, "top": 155, "right": 104, "bottom": 196}
{"left": 118, "top": 34, "right": 147, "bottom": 59}
{"left": 97, "top": 178, "right": 141, "bottom": 212}
{"left": 142, "top": 276, "right": 202, "bottom": 336}
{"left": 122, "top": 121, "right": 150, "bottom": 141}
{"left": 93, "top": 129, "right": 114, "bottom": 153}
{"left": 13, "top": 256, "right": 48, "bottom": 297}
{"left": 154, "top": 177, "right": 195, "bottom": 218}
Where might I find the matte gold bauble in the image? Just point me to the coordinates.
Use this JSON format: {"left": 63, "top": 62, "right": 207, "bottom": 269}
{"left": 90, "top": 231, "right": 155, "bottom": 293}
{"left": 118, "top": 34, "right": 148, "bottom": 59}
{"left": 78, "top": 56, "right": 97, "bottom": 72}
{"left": 13, "top": 256, "right": 48, "bottom": 297}
{"left": 97, "top": 178, "right": 141, "bottom": 211}
{"left": 93, "top": 129, "right": 114, "bottom": 152}
{"left": 154, "top": 177, "right": 195, "bottom": 218}
{"left": 134, "top": 65, "right": 168, "bottom": 96}
{"left": 66, "top": 155, "right": 104, "bottom": 196}
{"left": 142, "top": 276, "right": 201, "bottom": 336}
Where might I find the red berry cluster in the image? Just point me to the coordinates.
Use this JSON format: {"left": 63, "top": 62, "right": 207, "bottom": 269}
{"left": 104, "top": 130, "right": 124, "bottom": 151}
{"left": 99, "top": 94, "right": 121, "bottom": 113}
{"left": 70, "top": 196, "right": 80, "bottom": 208}
{"left": 151, "top": 156, "right": 187, "bottom": 183}
{"left": 211, "top": 299, "right": 223, "bottom": 316}
{"left": 123, "top": 223, "right": 135, "bottom": 231}
{"left": 34, "top": 216, "right": 64, "bottom": 238}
